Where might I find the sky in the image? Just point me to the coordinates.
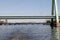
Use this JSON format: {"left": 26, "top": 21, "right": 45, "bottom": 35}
{"left": 0, "top": 0, "right": 60, "bottom": 16}
{"left": 0, "top": 0, "right": 60, "bottom": 22}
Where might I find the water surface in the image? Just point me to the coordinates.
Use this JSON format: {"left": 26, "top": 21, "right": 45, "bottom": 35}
{"left": 0, "top": 24, "right": 58, "bottom": 40}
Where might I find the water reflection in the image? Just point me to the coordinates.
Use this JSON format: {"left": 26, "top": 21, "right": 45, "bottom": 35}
{"left": 50, "top": 27, "right": 56, "bottom": 40}
{"left": 55, "top": 27, "right": 60, "bottom": 40}
{"left": 50, "top": 27, "right": 60, "bottom": 40}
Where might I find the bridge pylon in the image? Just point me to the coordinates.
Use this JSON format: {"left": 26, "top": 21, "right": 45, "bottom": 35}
{"left": 55, "top": 0, "right": 59, "bottom": 27}
{"left": 51, "top": 0, "right": 59, "bottom": 28}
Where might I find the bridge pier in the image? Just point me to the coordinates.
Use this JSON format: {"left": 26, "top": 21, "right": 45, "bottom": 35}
{"left": 50, "top": 20, "right": 54, "bottom": 29}
{"left": 5, "top": 19, "right": 8, "bottom": 25}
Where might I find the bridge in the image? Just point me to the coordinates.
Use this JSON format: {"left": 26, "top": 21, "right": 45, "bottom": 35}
{"left": 0, "top": 0, "right": 60, "bottom": 40}
{"left": 0, "top": 0, "right": 60, "bottom": 27}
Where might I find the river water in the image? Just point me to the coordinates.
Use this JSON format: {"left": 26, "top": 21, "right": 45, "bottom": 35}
{"left": 0, "top": 24, "right": 59, "bottom": 40}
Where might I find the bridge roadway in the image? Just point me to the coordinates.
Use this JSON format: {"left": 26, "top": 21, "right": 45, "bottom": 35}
{"left": 0, "top": 16, "right": 60, "bottom": 19}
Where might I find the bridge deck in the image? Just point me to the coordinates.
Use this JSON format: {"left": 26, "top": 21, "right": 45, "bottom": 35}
{"left": 0, "top": 16, "right": 60, "bottom": 19}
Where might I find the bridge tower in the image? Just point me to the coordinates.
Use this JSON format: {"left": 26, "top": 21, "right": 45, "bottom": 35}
{"left": 55, "top": 0, "right": 59, "bottom": 27}
{"left": 51, "top": 0, "right": 59, "bottom": 40}
{"left": 51, "top": 0, "right": 59, "bottom": 28}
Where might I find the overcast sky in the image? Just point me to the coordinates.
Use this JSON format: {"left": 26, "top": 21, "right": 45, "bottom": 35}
{"left": 0, "top": 0, "right": 60, "bottom": 16}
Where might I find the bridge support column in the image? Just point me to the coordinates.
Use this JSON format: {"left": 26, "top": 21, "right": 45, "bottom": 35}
{"left": 55, "top": 0, "right": 59, "bottom": 27}
{"left": 5, "top": 19, "right": 8, "bottom": 25}
{"left": 51, "top": 0, "right": 55, "bottom": 29}
{"left": 51, "top": 0, "right": 60, "bottom": 40}
{"left": 51, "top": 0, "right": 59, "bottom": 28}
{"left": 55, "top": 0, "right": 59, "bottom": 40}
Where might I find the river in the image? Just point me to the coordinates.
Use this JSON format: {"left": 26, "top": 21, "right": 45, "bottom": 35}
{"left": 0, "top": 24, "right": 59, "bottom": 40}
